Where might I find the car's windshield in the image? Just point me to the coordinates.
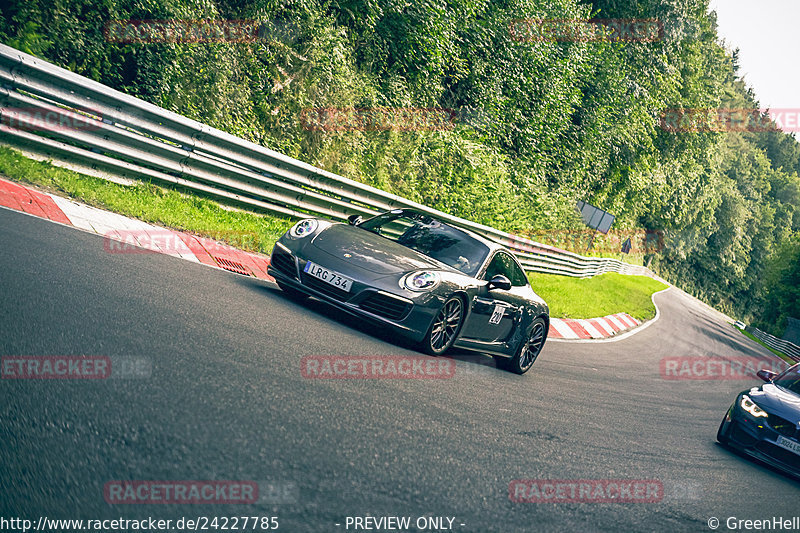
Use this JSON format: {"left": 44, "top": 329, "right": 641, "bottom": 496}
{"left": 359, "top": 211, "right": 490, "bottom": 276}
{"left": 774, "top": 366, "right": 800, "bottom": 395}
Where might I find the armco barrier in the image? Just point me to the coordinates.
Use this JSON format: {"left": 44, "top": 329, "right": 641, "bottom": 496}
{"left": 744, "top": 326, "right": 800, "bottom": 362}
{"left": 0, "top": 43, "right": 649, "bottom": 278}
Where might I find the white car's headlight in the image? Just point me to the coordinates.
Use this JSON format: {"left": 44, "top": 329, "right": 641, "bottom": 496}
{"left": 404, "top": 271, "right": 440, "bottom": 291}
{"left": 289, "top": 219, "right": 318, "bottom": 238}
{"left": 740, "top": 395, "right": 769, "bottom": 418}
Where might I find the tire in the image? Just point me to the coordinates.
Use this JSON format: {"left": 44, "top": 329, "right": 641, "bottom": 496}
{"left": 277, "top": 281, "right": 309, "bottom": 301}
{"left": 498, "top": 317, "right": 546, "bottom": 375}
{"left": 420, "top": 295, "right": 465, "bottom": 356}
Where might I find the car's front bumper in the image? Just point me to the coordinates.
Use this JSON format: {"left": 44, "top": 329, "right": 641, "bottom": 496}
{"left": 268, "top": 242, "right": 442, "bottom": 344}
{"left": 724, "top": 403, "right": 800, "bottom": 477}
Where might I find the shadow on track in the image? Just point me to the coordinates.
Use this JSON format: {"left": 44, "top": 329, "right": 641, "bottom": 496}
{"left": 238, "top": 277, "right": 517, "bottom": 377}
{"left": 714, "top": 441, "right": 800, "bottom": 487}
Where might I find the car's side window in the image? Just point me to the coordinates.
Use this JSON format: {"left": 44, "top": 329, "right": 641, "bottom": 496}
{"left": 483, "top": 252, "right": 527, "bottom": 286}
{"left": 507, "top": 257, "right": 528, "bottom": 287}
{"left": 483, "top": 253, "right": 508, "bottom": 281}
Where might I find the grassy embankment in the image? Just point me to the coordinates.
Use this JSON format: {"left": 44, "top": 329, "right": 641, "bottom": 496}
{"left": 529, "top": 272, "right": 669, "bottom": 321}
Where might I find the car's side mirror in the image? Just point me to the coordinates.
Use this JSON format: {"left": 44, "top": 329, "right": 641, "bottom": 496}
{"left": 347, "top": 214, "right": 363, "bottom": 226}
{"left": 487, "top": 274, "right": 512, "bottom": 291}
{"left": 757, "top": 369, "right": 777, "bottom": 382}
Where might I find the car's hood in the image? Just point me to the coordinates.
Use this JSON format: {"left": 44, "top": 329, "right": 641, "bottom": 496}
{"left": 311, "top": 223, "right": 445, "bottom": 274}
{"left": 749, "top": 383, "right": 800, "bottom": 422}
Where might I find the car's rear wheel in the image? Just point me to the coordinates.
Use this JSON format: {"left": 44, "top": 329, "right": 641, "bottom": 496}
{"left": 498, "top": 317, "right": 546, "bottom": 375}
{"left": 277, "top": 281, "right": 309, "bottom": 301}
{"left": 421, "top": 296, "right": 464, "bottom": 356}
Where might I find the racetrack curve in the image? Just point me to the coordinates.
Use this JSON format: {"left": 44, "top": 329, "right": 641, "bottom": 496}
{"left": 1, "top": 207, "right": 798, "bottom": 532}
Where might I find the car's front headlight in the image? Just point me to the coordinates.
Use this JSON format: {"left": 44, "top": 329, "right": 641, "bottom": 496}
{"left": 404, "top": 271, "right": 440, "bottom": 291}
{"left": 740, "top": 394, "right": 769, "bottom": 418}
{"left": 289, "top": 219, "right": 318, "bottom": 238}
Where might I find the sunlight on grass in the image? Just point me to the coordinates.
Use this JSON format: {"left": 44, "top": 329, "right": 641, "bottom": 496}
{"left": 528, "top": 272, "right": 669, "bottom": 321}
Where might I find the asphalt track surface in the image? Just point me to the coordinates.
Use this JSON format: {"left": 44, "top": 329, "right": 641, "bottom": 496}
{"left": 1, "top": 206, "right": 799, "bottom": 533}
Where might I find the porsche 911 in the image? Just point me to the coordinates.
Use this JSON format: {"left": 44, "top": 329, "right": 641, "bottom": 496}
{"left": 267, "top": 209, "right": 550, "bottom": 374}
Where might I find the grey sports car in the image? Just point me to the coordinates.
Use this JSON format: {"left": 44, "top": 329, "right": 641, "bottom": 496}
{"left": 267, "top": 209, "right": 550, "bottom": 374}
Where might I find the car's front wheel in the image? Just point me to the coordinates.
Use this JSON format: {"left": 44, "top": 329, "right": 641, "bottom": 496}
{"left": 498, "top": 317, "right": 546, "bottom": 374}
{"left": 421, "top": 295, "right": 465, "bottom": 356}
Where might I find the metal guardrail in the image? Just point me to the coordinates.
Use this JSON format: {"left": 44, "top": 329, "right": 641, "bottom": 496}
{"left": 745, "top": 326, "right": 800, "bottom": 363}
{"left": 0, "top": 43, "right": 649, "bottom": 278}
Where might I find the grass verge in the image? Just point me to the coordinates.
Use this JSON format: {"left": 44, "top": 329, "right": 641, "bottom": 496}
{"left": 528, "top": 271, "right": 669, "bottom": 321}
{"left": 0, "top": 146, "right": 294, "bottom": 254}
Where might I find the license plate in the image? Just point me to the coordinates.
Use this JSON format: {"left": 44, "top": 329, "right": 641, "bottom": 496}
{"left": 304, "top": 261, "right": 354, "bottom": 292}
{"left": 776, "top": 435, "right": 800, "bottom": 456}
